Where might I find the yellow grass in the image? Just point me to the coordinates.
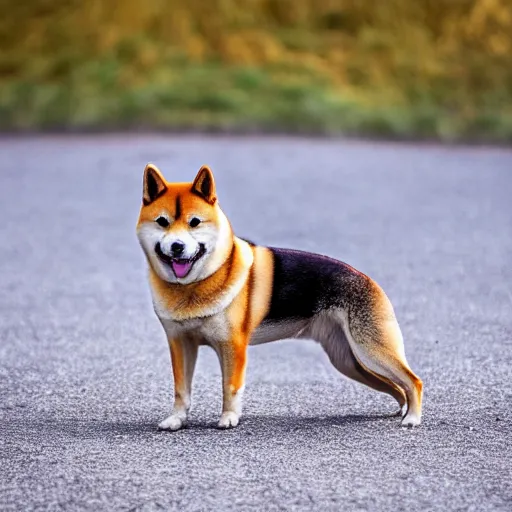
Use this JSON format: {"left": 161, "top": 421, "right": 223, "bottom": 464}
{"left": 1, "top": 0, "right": 511, "bottom": 140}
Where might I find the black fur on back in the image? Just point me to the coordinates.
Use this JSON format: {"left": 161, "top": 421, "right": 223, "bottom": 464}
{"left": 265, "top": 247, "right": 370, "bottom": 322}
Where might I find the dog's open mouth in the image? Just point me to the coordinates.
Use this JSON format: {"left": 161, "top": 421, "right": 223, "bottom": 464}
{"left": 155, "top": 242, "right": 206, "bottom": 279}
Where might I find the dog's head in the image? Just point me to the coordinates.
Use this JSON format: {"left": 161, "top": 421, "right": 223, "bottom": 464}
{"left": 136, "top": 164, "right": 232, "bottom": 284}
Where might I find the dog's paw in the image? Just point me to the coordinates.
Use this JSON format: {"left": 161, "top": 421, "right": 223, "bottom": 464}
{"left": 158, "top": 414, "right": 186, "bottom": 431}
{"left": 401, "top": 412, "right": 421, "bottom": 428}
{"left": 217, "top": 411, "right": 240, "bottom": 429}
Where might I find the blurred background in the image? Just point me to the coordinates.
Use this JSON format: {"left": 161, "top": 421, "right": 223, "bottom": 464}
{"left": 1, "top": 0, "right": 512, "bottom": 142}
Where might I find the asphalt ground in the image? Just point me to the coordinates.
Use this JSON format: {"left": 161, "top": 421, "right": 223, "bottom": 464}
{"left": 1, "top": 135, "right": 511, "bottom": 511}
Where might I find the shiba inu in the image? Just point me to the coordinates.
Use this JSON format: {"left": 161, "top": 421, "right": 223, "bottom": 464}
{"left": 136, "top": 164, "right": 423, "bottom": 430}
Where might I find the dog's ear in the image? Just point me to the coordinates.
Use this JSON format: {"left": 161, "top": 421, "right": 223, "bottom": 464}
{"left": 143, "top": 164, "right": 167, "bottom": 205}
{"left": 191, "top": 165, "right": 217, "bottom": 204}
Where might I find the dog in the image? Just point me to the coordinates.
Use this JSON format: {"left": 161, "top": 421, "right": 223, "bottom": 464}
{"left": 136, "top": 164, "right": 423, "bottom": 430}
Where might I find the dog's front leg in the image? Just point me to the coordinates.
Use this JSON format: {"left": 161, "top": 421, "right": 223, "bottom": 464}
{"left": 217, "top": 336, "right": 248, "bottom": 429}
{"left": 158, "top": 337, "right": 198, "bottom": 431}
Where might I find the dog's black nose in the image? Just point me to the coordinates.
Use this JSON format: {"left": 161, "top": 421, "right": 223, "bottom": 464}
{"left": 171, "top": 241, "right": 185, "bottom": 257}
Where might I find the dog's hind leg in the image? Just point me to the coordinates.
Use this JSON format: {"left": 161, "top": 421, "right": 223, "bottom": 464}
{"left": 339, "top": 292, "right": 423, "bottom": 427}
{"left": 308, "top": 316, "right": 407, "bottom": 414}
{"left": 349, "top": 357, "right": 407, "bottom": 416}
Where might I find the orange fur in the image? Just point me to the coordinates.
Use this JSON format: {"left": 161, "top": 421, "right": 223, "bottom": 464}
{"left": 169, "top": 339, "right": 186, "bottom": 402}
{"left": 137, "top": 164, "right": 423, "bottom": 430}
{"left": 137, "top": 165, "right": 268, "bottom": 428}
{"left": 148, "top": 237, "right": 253, "bottom": 321}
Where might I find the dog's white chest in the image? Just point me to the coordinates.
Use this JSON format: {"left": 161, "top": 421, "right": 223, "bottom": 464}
{"left": 158, "top": 313, "right": 230, "bottom": 345}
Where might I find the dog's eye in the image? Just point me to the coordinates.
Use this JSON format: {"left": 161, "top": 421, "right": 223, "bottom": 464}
{"left": 189, "top": 217, "right": 201, "bottom": 228}
{"left": 156, "top": 216, "right": 170, "bottom": 228}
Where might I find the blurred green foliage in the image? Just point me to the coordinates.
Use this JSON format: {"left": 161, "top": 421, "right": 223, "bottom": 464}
{"left": 1, "top": 0, "right": 512, "bottom": 141}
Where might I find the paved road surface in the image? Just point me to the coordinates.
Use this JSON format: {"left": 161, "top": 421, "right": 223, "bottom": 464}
{"left": 1, "top": 136, "right": 511, "bottom": 511}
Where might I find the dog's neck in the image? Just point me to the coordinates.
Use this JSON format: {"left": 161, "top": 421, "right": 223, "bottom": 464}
{"left": 149, "top": 236, "right": 254, "bottom": 321}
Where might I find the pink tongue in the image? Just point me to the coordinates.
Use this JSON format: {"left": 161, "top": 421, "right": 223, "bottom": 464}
{"left": 172, "top": 261, "right": 193, "bottom": 278}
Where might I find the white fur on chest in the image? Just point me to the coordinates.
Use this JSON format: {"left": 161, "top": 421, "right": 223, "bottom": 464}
{"left": 158, "top": 313, "right": 230, "bottom": 345}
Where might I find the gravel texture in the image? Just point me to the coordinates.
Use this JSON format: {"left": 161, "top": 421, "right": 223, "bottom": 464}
{"left": 1, "top": 135, "right": 511, "bottom": 511}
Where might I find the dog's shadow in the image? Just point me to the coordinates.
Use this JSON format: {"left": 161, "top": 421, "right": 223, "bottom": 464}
{"left": 238, "top": 412, "right": 397, "bottom": 432}
{"left": 88, "top": 412, "right": 397, "bottom": 438}
{"left": 17, "top": 411, "right": 399, "bottom": 441}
